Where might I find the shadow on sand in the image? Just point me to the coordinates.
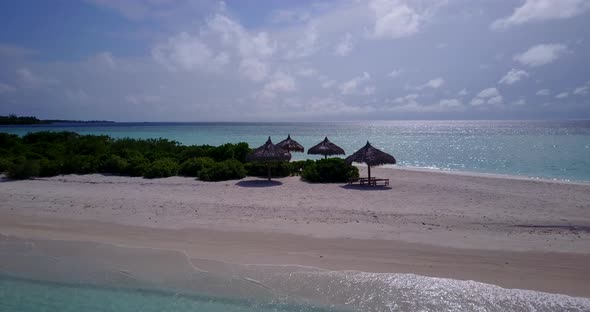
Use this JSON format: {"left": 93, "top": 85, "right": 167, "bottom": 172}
{"left": 236, "top": 180, "right": 283, "bottom": 188}
{"left": 340, "top": 184, "right": 392, "bottom": 191}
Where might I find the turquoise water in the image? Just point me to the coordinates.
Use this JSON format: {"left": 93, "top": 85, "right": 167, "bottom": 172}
{"left": 1, "top": 120, "right": 589, "bottom": 181}
{"left": 0, "top": 276, "right": 335, "bottom": 312}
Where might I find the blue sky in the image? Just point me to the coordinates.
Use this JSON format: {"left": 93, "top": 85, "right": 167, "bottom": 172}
{"left": 0, "top": 0, "right": 589, "bottom": 121}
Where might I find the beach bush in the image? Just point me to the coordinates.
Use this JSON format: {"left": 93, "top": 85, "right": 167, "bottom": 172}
{"left": 124, "top": 154, "right": 150, "bottom": 177}
{"left": 179, "top": 157, "right": 215, "bottom": 177}
{"left": 62, "top": 155, "right": 101, "bottom": 174}
{"left": 6, "top": 159, "right": 40, "bottom": 180}
{"left": 99, "top": 154, "right": 128, "bottom": 174}
{"left": 0, "top": 131, "right": 255, "bottom": 181}
{"left": 244, "top": 161, "right": 291, "bottom": 178}
{"left": 0, "top": 157, "right": 12, "bottom": 173}
{"left": 199, "top": 159, "right": 246, "bottom": 181}
{"left": 38, "top": 158, "right": 61, "bottom": 177}
{"left": 301, "top": 158, "right": 359, "bottom": 183}
{"left": 143, "top": 158, "right": 179, "bottom": 179}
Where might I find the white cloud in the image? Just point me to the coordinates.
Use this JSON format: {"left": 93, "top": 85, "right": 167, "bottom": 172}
{"left": 239, "top": 58, "right": 268, "bottom": 81}
{"left": 269, "top": 8, "right": 311, "bottom": 24}
{"left": 369, "top": 0, "right": 419, "bottom": 39}
{"left": 284, "top": 24, "right": 318, "bottom": 59}
{"left": 477, "top": 87, "right": 500, "bottom": 98}
{"left": 0, "top": 83, "right": 16, "bottom": 94}
{"left": 417, "top": 77, "right": 444, "bottom": 89}
{"left": 334, "top": 32, "right": 354, "bottom": 56}
{"left": 573, "top": 85, "right": 589, "bottom": 95}
{"left": 439, "top": 98, "right": 462, "bottom": 108}
{"left": 321, "top": 79, "right": 336, "bottom": 89}
{"left": 514, "top": 44, "right": 568, "bottom": 67}
{"left": 207, "top": 14, "right": 276, "bottom": 60}
{"left": 536, "top": 89, "right": 551, "bottom": 96}
{"left": 368, "top": 0, "right": 444, "bottom": 39}
{"left": 16, "top": 68, "right": 59, "bottom": 88}
{"left": 296, "top": 67, "right": 317, "bottom": 77}
{"left": 555, "top": 92, "right": 569, "bottom": 99}
{"left": 152, "top": 32, "right": 229, "bottom": 72}
{"left": 499, "top": 68, "right": 529, "bottom": 85}
{"left": 512, "top": 98, "right": 527, "bottom": 105}
{"left": 457, "top": 89, "right": 468, "bottom": 96}
{"left": 393, "top": 93, "right": 419, "bottom": 104}
{"left": 258, "top": 71, "right": 296, "bottom": 100}
{"left": 388, "top": 69, "right": 403, "bottom": 78}
{"left": 339, "top": 72, "right": 371, "bottom": 95}
{"left": 492, "top": 0, "right": 590, "bottom": 30}
{"left": 93, "top": 51, "right": 115, "bottom": 68}
{"left": 363, "top": 86, "right": 376, "bottom": 95}
{"left": 470, "top": 87, "right": 503, "bottom": 106}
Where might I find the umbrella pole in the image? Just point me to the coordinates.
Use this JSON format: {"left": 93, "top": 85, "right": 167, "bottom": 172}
{"left": 267, "top": 163, "right": 271, "bottom": 181}
{"left": 324, "top": 155, "right": 328, "bottom": 159}
{"left": 367, "top": 165, "right": 371, "bottom": 181}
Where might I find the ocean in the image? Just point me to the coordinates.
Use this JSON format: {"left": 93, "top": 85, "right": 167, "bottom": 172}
{"left": 1, "top": 120, "right": 589, "bottom": 181}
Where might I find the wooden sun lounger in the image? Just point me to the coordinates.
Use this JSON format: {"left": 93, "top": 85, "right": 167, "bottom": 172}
{"left": 348, "top": 177, "right": 389, "bottom": 186}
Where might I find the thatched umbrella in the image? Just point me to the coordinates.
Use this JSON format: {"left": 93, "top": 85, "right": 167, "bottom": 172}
{"left": 345, "top": 141, "right": 396, "bottom": 181}
{"left": 246, "top": 137, "right": 292, "bottom": 180}
{"left": 307, "top": 137, "right": 345, "bottom": 159}
{"left": 276, "top": 134, "right": 304, "bottom": 153}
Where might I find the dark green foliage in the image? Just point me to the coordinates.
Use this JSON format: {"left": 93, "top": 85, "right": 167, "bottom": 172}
{"left": 62, "top": 155, "right": 101, "bottom": 174}
{"left": 179, "top": 157, "right": 215, "bottom": 177}
{"left": 0, "top": 115, "right": 42, "bottom": 125}
{"left": 124, "top": 154, "right": 150, "bottom": 177}
{"left": 7, "top": 159, "right": 40, "bottom": 180}
{"left": 99, "top": 155, "right": 128, "bottom": 174}
{"left": 38, "top": 159, "right": 61, "bottom": 177}
{"left": 301, "top": 158, "right": 359, "bottom": 183}
{"left": 0, "top": 157, "right": 12, "bottom": 173}
{"left": 244, "top": 161, "right": 291, "bottom": 178}
{"left": 144, "top": 158, "right": 179, "bottom": 179}
{"left": 0, "top": 131, "right": 253, "bottom": 181}
{"left": 200, "top": 159, "right": 246, "bottom": 181}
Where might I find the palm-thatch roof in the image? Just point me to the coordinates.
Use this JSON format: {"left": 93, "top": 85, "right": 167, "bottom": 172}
{"left": 246, "top": 137, "right": 292, "bottom": 162}
{"left": 307, "top": 137, "right": 345, "bottom": 158}
{"left": 276, "top": 134, "right": 304, "bottom": 153}
{"left": 345, "top": 141, "right": 396, "bottom": 181}
{"left": 246, "top": 137, "right": 291, "bottom": 181}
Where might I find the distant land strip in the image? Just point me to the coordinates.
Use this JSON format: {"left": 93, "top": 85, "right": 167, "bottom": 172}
{"left": 0, "top": 115, "right": 114, "bottom": 125}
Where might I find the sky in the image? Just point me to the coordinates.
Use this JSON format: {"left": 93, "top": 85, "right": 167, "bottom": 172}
{"left": 0, "top": 0, "right": 589, "bottom": 122}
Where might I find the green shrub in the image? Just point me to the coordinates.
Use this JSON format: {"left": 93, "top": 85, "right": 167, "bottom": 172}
{"left": 62, "top": 155, "right": 100, "bottom": 174}
{"left": 38, "top": 158, "right": 61, "bottom": 177}
{"left": 244, "top": 161, "right": 291, "bottom": 178}
{"left": 144, "top": 158, "right": 179, "bottom": 179}
{"left": 7, "top": 159, "right": 40, "bottom": 180}
{"left": 100, "top": 155, "right": 128, "bottom": 174}
{"left": 200, "top": 159, "right": 246, "bottom": 181}
{"left": 301, "top": 158, "right": 359, "bottom": 183}
{"left": 0, "top": 157, "right": 12, "bottom": 173}
{"left": 288, "top": 160, "right": 312, "bottom": 175}
{"left": 179, "top": 157, "right": 215, "bottom": 177}
{"left": 123, "top": 154, "right": 150, "bottom": 177}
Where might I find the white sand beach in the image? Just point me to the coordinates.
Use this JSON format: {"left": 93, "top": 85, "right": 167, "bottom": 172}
{"left": 1, "top": 167, "right": 589, "bottom": 298}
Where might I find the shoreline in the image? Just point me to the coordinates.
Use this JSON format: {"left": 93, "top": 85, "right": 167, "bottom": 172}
{"left": 1, "top": 167, "right": 589, "bottom": 298}
{"left": 2, "top": 216, "right": 590, "bottom": 298}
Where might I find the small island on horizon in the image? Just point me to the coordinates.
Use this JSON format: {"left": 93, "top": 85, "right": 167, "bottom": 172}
{"left": 0, "top": 114, "right": 115, "bottom": 125}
